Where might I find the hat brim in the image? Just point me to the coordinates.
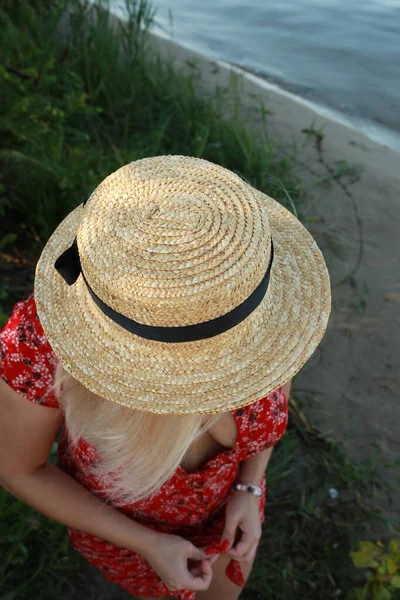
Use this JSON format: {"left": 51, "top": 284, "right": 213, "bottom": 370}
{"left": 34, "top": 189, "right": 331, "bottom": 414}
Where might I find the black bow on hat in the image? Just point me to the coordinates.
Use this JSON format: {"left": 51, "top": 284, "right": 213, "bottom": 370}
{"left": 54, "top": 238, "right": 82, "bottom": 286}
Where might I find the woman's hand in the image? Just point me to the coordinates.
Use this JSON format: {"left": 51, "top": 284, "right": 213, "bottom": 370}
{"left": 221, "top": 491, "right": 262, "bottom": 563}
{"left": 142, "top": 532, "right": 218, "bottom": 593}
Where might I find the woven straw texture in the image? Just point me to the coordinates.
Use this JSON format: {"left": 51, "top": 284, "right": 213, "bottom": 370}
{"left": 34, "top": 156, "right": 331, "bottom": 414}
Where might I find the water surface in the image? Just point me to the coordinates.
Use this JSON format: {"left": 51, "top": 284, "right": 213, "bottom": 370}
{"left": 112, "top": 0, "right": 400, "bottom": 150}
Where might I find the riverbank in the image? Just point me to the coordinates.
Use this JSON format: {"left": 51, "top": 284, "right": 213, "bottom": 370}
{"left": 147, "top": 30, "right": 400, "bottom": 531}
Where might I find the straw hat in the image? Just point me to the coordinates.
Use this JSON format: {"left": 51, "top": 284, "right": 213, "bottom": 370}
{"left": 34, "top": 155, "right": 331, "bottom": 415}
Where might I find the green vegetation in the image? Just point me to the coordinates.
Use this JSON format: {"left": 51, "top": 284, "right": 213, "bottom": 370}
{"left": 0, "top": 0, "right": 301, "bottom": 322}
{"left": 349, "top": 539, "right": 400, "bottom": 599}
{"left": 0, "top": 1, "right": 398, "bottom": 599}
{"left": 0, "top": 449, "right": 83, "bottom": 600}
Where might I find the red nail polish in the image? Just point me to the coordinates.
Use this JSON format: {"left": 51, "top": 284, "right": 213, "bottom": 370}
{"left": 205, "top": 547, "right": 215, "bottom": 555}
{"left": 221, "top": 540, "right": 231, "bottom": 553}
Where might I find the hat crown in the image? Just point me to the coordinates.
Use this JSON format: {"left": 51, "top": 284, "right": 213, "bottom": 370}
{"left": 77, "top": 156, "right": 272, "bottom": 327}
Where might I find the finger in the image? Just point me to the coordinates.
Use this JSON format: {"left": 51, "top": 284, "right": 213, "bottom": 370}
{"left": 189, "top": 545, "right": 209, "bottom": 562}
{"left": 221, "top": 515, "right": 241, "bottom": 552}
{"left": 186, "top": 560, "right": 213, "bottom": 591}
{"left": 227, "top": 532, "right": 254, "bottom": 558}
{"left": 242, "top": 544, "right": 258, "bottom": 563}
{"left": 205, "top": 553, "right": 220, "bottom": 566}
{"left": 189, "top": 558, "right": 211, "bottom": 578}
{"left": 201, "top": 558, "right": 213, "bottom": 577}
{"left": 199, "top": 554, "right": 220, "bottom": 569}
{"left": 187, "top": 551, "right": 219, "bottom": 578}
{"left": 189, "top": 554, "right": 218, "bottom": 576}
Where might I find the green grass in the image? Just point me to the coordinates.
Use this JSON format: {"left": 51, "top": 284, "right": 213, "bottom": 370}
{"left": 0, "top": 445, "right": 83, "bottom": 600}
{"left": 0, "top": 0, "right": 304, "bottom": 323}
{"left": 0, "top": 0, "right": 302, "bottom": 323}
{"left": 0, "top": 1, "right": 398, "bottom": 599}
{"left": 0, "top": 493, "right": 83, "bottom": 600}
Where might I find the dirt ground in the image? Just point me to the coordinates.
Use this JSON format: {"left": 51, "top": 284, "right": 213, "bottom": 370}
{"left": 149, "top": 31, "right": 400, "bottom": 534}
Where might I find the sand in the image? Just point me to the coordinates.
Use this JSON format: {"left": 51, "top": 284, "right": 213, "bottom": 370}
{"left": 148, "top": 31, "right": 400, "bottom": 531}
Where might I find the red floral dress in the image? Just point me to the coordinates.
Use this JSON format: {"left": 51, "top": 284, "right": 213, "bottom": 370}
{"left": 0, "top": 292, "right": 289, "bottom": 599}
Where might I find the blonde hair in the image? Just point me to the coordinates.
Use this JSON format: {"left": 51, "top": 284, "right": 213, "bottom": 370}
{"left": 52, "top": 361, "right": 222, "bottom": 506}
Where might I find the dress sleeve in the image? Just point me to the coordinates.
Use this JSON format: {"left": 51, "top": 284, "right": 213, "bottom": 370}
{"left": 0, "top": 292, "right": 60, "bottom": 408}
{"left": 243, "top": 387, "right": 289, "bottom": 459}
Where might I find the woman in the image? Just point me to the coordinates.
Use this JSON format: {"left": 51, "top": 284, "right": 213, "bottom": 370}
{"left": 0, "top": 155, "right": 331, "bottom": 599}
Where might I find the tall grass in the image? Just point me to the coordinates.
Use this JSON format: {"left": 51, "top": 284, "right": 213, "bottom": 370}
{"left": 0, "top": 0, "right": 301, "bottom": 249}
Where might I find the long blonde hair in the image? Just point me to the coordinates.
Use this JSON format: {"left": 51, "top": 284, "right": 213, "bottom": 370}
{"left": 52, "top": 361, "right": 222, "bottom": 506}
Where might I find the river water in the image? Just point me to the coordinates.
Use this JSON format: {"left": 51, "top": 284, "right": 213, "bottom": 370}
{"left": 112, "top": 0, "right": 400, "bottom": 151}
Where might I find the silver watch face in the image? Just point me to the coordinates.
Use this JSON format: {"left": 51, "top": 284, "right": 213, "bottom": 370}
{"left": 232, "top": 483, "right": 262, "bottom": 496}
{"left": 248, "top": 484, "right": 262, "bottom": 496}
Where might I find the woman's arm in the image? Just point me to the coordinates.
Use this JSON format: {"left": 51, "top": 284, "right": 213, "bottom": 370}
{"left": 220, "top": 379, "right": 293, "bottom": 558}
{"left": 236, "top": 447, "right": 274, "bottom": 487}
{"left": 0, "top": 379, "right": 158, "bottom": 558}
{"left": 235, "top": 378, "right": 292, "bottom": 486}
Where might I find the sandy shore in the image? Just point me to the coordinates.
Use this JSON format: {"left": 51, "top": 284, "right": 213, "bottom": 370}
{"left": 149, "top": 30, "right": 400, "bottom": 530}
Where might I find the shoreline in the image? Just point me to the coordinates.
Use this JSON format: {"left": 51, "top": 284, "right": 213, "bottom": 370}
{"left": 151, "top": 24, "right": 400, "bottom": 154}
{"left": 148, "top": 27, "right": 400, "bottom": 180}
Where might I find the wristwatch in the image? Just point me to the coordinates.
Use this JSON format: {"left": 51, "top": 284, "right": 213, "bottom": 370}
{"left": 231, "top": 482, "right": 263, "bottom": 497}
